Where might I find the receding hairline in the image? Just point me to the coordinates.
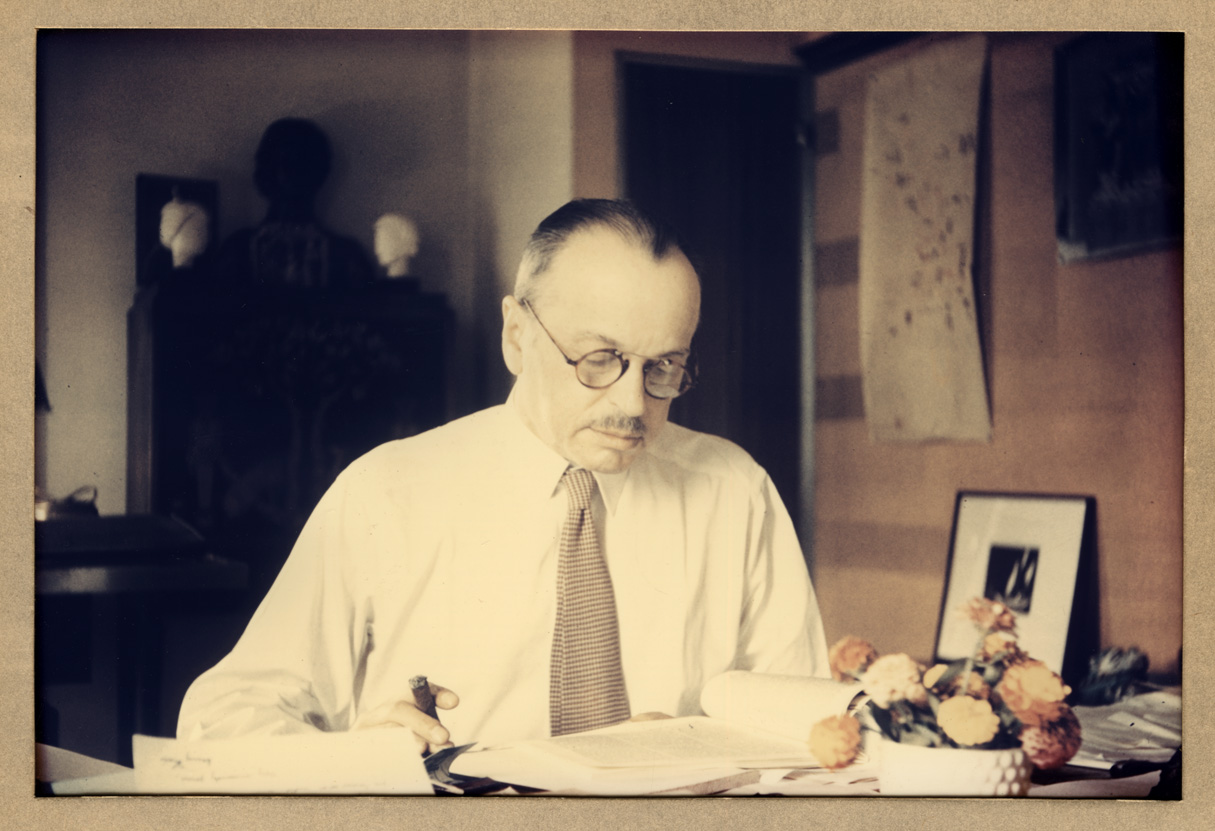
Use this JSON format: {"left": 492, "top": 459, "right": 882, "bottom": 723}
{"left": 514, "top": 218, "right": 697, "bottom": 303}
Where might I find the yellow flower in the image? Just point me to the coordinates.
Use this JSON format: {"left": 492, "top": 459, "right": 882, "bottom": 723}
{"left": 960, "top": 597, "right": 1018, "bottom": 634}
{"left": 923, "top": 664, "right": 948, "bottom": 688}
{"left": 997, "top": 660, "right": 1072, "bottom": 727}
{"left": 808, "top": 714, "right": 862, "bottom": 770}
{"left": 1019, "top": 705, "right": 1082, "bottom": 769}
{"left": 828, "top": 636, "right": 879, "bottom": 682}
{"left": 937, "top": 695, "right": 1001, "bottom": 746}
{"left": 861, "top": 653, "right": 928, "bottom": 708}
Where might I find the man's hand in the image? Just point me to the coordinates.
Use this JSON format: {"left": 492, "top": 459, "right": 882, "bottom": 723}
{"left": 353, "top": 682, "right": 460, "bottom": 755}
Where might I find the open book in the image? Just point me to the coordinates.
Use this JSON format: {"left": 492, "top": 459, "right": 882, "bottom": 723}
{"left": 449, "top": 671, "right": 864, "bottom": 794}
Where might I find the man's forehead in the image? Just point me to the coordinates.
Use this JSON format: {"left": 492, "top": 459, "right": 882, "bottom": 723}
{"left": 548, "top": 226, "right": 695, "bottom": 290}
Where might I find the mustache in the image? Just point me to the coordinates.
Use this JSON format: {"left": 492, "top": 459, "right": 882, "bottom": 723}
{"left": 589, "top": 415, "right": 647, "bottom": 436}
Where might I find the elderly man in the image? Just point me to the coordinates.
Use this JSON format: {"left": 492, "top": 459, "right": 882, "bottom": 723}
{"left": 177, "top": 198, "right": 827, "bottom": 754}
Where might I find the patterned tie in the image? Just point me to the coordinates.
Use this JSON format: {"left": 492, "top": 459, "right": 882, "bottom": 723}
{"left": 549, "top": 467, "right": 631, "bottom": 736}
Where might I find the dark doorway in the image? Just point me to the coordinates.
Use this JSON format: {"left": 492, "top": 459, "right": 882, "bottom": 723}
{"left": 622, "top": 57, "right": 808, "bottom": 534}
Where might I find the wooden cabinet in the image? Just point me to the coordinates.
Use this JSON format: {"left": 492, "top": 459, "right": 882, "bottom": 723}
{"left": 127, "top": 279, "right": 452, "bottom": 588}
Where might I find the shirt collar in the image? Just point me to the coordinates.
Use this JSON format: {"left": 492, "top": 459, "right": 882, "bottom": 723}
{"left": 504, "top": 390, "right": 630, "bottom": 515}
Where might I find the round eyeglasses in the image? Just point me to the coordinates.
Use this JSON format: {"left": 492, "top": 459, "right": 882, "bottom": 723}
{"left": 521, "top": 299, "right": 696, "bottom": 400}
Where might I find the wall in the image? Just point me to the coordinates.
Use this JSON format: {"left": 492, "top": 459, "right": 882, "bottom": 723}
{"left": 469, "top": 31, "right": 576, "bottom": 406}
{"left": 811, "top": 33, "right": 1183, "bottom": 673}
{"left": 37, "top": 29, "right": 477, "bottom": 514}
{"left": 36, "top": 29, "right": 809, "bottom": 515}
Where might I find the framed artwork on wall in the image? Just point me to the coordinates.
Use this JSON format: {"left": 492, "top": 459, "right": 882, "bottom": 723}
{"left": 135, "top": 173, "right": 219, "bottom": 287}
{"left": 935, "top": 492, "right": 1098, "bottom": 684}
{"left": 1054, "top": 32, "right": 1183, "bottom": 263}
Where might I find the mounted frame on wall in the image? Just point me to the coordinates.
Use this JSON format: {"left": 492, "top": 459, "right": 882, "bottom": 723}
{"left": 135, "top": 173, "right": 219, "bottom": 287}
{"left": 935, "top": 492, "right": 1098, "bottom": 685}
{"left": 1054, "top": 32, "right": 1183, "bottom": 263}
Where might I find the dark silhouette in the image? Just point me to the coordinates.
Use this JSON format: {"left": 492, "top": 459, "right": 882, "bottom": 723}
{"left": 214, "top": 118, "right": 373, "bottom": 288}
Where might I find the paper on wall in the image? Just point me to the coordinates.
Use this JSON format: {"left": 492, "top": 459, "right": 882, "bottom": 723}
{"left": 858, "top": 34, "right": 992, "bottom": 442}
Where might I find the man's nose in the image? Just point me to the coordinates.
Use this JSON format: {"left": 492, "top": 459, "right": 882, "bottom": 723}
{"left": 607, "top": 361, "right": 648, "bottom": 417}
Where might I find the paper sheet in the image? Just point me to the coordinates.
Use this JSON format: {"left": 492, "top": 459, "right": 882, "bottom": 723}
{"left": 132, "top": 730, "right": 432, "bottom": 794}
{"left": 524, "top": 716, "right": 821, "bottom": 770}
{"left": 452, "top": 741, "right": 750, "bottom": 796}
{"left": 449, "top": 671, "right": 864, "bottom": 795}
{"left": 1028, "top": 771, "right": 1162, "bottom": 799}
{"left": 1069, "top": 689, "right": 1182, "bottom": 768}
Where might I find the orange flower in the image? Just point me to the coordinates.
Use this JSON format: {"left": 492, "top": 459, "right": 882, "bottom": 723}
{"left": 861, "top": 653, "right": 929, "bottom": 708}
{"left": 997, "top": 660, "right": 1072, "bottom": 728}
{"left": 828, "top": 636, "right": 879, "bottom": 682}
{"left": 960, "top": 597, "right": 1018, "bottom": 634}
{"left": 979, "top": 631, "right": 1025, "bottom": 664}
{"left": 1019, "top": 705, "right": 1082, "bottom": 769}
{"left": 808, "top": 714, "right": 862, "bottom": 770}
{"left": 937, "top": 695, "right": 1001, "bottom": 746}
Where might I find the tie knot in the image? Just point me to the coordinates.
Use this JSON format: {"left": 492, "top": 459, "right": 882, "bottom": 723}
{"left": 563, "top": 467, "right": 596, "bottom": 511}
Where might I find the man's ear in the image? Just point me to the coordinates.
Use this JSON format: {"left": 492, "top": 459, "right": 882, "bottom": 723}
{"left": 501, "top": 295, "right": 526, "bottom": 376}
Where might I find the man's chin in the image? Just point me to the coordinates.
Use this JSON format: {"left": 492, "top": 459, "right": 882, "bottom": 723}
{"left": 573, "top": 437, "right": 644, "bottom": 474}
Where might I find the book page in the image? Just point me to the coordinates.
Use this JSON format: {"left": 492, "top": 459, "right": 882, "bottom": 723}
{"left": 532, "top": 716, "right": 818, "bottom": 770}
{"left": 450, "top": 672, "right": 864, "bottom": 793}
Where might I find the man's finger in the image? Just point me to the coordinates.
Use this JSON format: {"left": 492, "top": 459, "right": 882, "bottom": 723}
{"left": 430, "top": 683, "right": 460, "bottom": 710}
{"left": 386, "top": 699, "right": 450, "bottom": 745}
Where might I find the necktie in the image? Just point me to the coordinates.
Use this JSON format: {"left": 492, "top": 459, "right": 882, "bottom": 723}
{"left": 549, "top": 467, "right": 631, "bottom": 736}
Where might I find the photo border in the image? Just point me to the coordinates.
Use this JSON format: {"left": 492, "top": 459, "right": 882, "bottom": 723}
{"left": 4, "top": 2, "right": 1213, "bottom": 830}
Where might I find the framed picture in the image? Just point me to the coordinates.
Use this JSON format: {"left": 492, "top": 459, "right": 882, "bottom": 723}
{"left": 934, "top": 492, "right": 1096, "bottom": 680}
{"left": 1054, "top": 32, "right": 1183, "bottom": 263}
{"left": 135, "top": 173, "right": 219, "bottom": 286}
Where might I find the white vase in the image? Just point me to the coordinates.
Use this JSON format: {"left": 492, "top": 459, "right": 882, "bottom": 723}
{"left": 879, "top": 739, "right": 1032, "bottom": 797}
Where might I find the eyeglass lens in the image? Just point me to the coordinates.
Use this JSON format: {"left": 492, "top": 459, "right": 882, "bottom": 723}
{"left": 575, "top": 351, "right": 691, "bottom": 399}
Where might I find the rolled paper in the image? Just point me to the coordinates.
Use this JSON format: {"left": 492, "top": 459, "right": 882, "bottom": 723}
{"left": 700, "top": 671, "right": 863, "bottom": 741}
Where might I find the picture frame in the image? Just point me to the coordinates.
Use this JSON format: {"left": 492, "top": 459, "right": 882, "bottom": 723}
{"left": 1053, "top": 32, "right": 1183, "bottom": 264}
{"left": 135, "top": 173, "right": 219, "bottom": 287}
{"left": 934, "top": 492, "right": 1097, "bottom": 683}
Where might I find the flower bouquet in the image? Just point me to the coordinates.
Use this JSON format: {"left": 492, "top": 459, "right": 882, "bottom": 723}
{"left": 807, "top": 597, "right": 1082, "bottom": 777}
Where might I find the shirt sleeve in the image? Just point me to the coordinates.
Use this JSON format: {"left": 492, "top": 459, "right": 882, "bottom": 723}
{"left": 176, "top": 467, "right": 374, "bottom": 740}
{"left": 733, "top": 471, "right": 830, "bottom": 679}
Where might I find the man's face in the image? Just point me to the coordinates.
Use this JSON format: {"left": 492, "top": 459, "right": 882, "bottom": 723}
{"left": 502, "top": 227, "right": 701, "bottom": 474}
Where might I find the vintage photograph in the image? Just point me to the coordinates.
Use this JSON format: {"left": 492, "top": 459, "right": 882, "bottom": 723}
{"left": 30, "top": 29, "right": 1183, "bottom": 802}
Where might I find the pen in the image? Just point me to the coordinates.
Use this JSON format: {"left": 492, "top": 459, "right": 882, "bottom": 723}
{"left": 410, "top": 674, "right": 439, "bottom": 720}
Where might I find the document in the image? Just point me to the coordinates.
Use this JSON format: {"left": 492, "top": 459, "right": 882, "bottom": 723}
{"left": 132, "top": 729, "right": 432, "bottom": 794}
{"left": 1068, "top": 688, "right": 1182, "bottom": 769}
{"left": 450, "top": 671, "right": 864, "bottom": 794}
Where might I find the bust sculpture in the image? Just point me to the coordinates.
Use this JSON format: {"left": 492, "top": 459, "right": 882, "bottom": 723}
{"left": 159, "top": 195, "right": 210, "bottom": 269}
{"left": 373, "top": 213, "right": 420, "bottom": 278}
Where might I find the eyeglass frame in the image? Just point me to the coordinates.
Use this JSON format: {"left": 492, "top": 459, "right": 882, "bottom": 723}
{"left": 519, "top": 298, "right": 697, "bottom": 400}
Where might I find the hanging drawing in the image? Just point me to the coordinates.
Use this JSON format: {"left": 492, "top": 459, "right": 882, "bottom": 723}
{"left": 857, "top": 35, "right": 991, "bottom": 443}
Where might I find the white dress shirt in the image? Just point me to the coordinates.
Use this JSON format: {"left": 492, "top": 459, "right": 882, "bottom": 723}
{"left": 177, "top": 396, "right": 828, "bottom": 747}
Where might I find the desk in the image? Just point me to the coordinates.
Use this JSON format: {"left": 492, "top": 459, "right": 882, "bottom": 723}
{"left": 38, "top": 689, "right": 1180, "bottom": 798}
{"left": 35, "top": 747, "right": 1170, "bottom": 799}
{"left": 35, "top": 515, "right": 248, "bottom": 765}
